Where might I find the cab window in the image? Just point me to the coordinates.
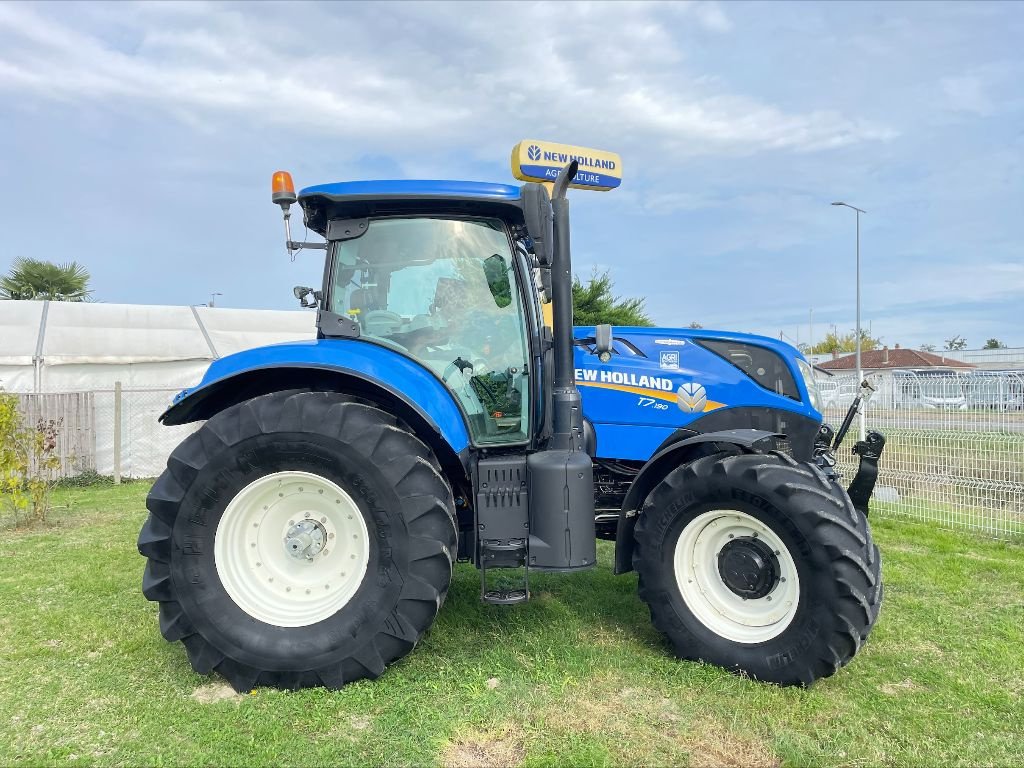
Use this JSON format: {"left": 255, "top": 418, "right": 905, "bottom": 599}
{"left": 330, "top": 216, "right": 531, "bottom": 444}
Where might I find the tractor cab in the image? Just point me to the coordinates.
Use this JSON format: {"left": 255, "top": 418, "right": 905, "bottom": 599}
{"left": 297, "top": 182, "right": 538, "bottom": 444}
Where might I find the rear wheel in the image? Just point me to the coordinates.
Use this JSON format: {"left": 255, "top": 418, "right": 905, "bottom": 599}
{"left": 138, "top": 391, "right": 457, "bottom": 691}
{"left": 633, "top": 451, "right": 881, "bottom": 686}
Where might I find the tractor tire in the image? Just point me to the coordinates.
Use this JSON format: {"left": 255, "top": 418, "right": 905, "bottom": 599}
{"left": 633, "top": 451, "right": 881, "bottom": 686}
{"left": 138, "top": 391, "right": 457, "bottom": 692}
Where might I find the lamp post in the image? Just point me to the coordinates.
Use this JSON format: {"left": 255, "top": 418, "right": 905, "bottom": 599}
{"left": 831, "top": 202, "right": 866, "bottom": 440}
{"left": 209, "top": 292, "right": 222, "bottom": 308}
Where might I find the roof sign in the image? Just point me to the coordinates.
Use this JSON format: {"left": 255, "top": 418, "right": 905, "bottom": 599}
{"left": 511, "top": 140, "right": 622, "bottom": 191}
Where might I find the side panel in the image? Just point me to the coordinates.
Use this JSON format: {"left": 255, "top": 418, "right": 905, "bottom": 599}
{"left": 574, "top": 327, "right": 820, "bottom": 462}
{"left": 162, "top": 338, "right": 471, "bottom": 453}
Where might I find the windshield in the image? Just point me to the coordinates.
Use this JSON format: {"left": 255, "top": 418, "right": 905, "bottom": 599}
{"left": 329, "top": 216, "right": 531, "bottom": 444}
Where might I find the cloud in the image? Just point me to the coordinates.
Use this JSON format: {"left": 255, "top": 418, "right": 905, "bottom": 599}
{"left": 0, "top": 1, "right": 891, "bottom": 161}
{"left": 942, "top": 75, "right": 994, "bottom": 116}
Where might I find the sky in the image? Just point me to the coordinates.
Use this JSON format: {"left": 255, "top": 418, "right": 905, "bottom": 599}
{"left": 1, "top": 0, "right": 1022, "bottom": 350}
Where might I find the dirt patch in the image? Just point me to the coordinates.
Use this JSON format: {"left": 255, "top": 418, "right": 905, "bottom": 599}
{"left": 191, "top": 681, "right": 243, "bottom": 704}
{"left": 685, "top": 721, "right": 780, "bottom": 768}
{"left": 350, "top": 715, "right": 372, "bottom": 731}
{"left": 958, "top": 551, "right": 1004, "bottom": 564}
{"left": 885, "top": 543, "right": 928, "bottom": 555}
{"left": 541, "top": 675, "right": 778, "bottom": 767}
{"left": 880, "top": 678, "right": 922, "bottom": 696}
{"left": 441, "top": 727, "right": 525, "bottom": 768}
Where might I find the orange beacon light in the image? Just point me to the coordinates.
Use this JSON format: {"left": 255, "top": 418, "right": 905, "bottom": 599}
{"left": 272, "top": 170, "right": 297, "bottom": 208}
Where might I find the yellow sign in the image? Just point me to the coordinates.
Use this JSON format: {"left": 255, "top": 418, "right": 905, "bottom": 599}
{"left": 511, "top": 140, "right": 622, "bottom": 191}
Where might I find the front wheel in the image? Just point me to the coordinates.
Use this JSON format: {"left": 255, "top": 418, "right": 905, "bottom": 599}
{"left": 138, "top": 392, "right": 457, "bottom": 691}
{"left": 633, "top": 452, "right": 881, "bottom": 686}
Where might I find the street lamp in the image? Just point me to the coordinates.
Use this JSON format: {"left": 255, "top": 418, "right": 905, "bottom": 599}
{"left": 209, "top": 292, "right": 223, "bottom": 308}
{"left": 831, "top": 201, "right": 866, "bottom": 440}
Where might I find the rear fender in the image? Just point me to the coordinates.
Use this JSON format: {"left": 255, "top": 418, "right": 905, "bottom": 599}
{"left": 160, "top": 340, "right": 472, "bottom": 480}
{"left": 613, "top": 429, "right": 780, "bottom": 575}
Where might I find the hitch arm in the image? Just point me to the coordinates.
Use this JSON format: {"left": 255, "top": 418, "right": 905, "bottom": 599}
{"left": 847, "top": 431, "right": 886, "bottom": 518}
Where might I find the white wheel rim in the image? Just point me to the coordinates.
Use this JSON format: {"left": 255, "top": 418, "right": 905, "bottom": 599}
{"left": 214, "top": 470, "right": 370, "bottom": 627}
{"left": 673, "top": 509, "right": 800, "bottom": 643}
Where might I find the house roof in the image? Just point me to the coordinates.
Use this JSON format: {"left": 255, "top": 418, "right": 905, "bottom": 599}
{"left": 818, "top": 348, "right": 976, "bottom": 370}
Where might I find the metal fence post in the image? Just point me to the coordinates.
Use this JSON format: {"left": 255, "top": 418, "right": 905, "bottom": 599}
{"left": 113, "top": 381, "right": 122, "bottom": 485}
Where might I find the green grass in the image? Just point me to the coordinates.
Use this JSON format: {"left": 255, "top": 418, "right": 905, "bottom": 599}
{"left": 1, "top": 484, "right": 1023, "bottom": 767}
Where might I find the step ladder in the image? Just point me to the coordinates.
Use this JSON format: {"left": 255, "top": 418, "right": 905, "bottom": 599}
{"left": 475, "top": 456, "right": 530, "bottom": 605}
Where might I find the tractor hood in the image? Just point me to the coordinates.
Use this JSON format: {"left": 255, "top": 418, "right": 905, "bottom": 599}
{"left": 572, "top": 325, "right": 822, "bottom": 462}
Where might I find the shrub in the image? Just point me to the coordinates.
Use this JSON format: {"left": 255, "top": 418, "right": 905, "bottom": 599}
{"left": 0, "top": 391, "right": 62, "bottom": 527}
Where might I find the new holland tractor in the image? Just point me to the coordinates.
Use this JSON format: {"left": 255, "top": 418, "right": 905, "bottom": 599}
{"left": 138, "top": 141, "right": 885, "bottom": 692}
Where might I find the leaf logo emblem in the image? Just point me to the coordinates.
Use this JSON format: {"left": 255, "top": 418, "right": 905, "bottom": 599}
{"left": 677, "top": 382, "right": 708, "bottom": 413}
{"left": 528, "top": 145, "right": 542, "bottom": 161}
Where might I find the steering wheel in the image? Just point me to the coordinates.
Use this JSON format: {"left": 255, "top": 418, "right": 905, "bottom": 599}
{"left": 442, "top": 355, "right": 488, "bottom": 384}
{"left": 362, "top": 310, "right": 404, "bottom": 336}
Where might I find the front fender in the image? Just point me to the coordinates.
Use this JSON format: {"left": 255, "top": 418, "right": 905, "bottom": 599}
{"left": 161, "top": 338, "right": 471, "bottom": 454}
{"left": 613, "top": 428, "right": 780, "bottom": 575}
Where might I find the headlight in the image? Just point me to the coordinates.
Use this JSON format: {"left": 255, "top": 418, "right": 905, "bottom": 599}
{"left": 797, "top": 359, "right": 822, "bottom": 412}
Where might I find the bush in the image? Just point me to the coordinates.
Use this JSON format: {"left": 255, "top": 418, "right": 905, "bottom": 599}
{"left": 0, "top": 391, "right": 62, "bottom": 527}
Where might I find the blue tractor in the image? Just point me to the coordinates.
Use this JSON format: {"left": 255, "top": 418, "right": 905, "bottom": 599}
{"left": 138, "top": 150, "right": 884, "bottom": 692}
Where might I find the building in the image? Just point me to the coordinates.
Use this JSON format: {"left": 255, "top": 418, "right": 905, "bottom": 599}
{"left": 815, "top": 345, "right": 976, "bottom": 375}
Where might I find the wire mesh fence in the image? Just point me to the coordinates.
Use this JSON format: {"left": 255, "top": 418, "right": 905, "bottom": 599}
{"left": 817, "top": 370, "right": 1024, "bottom": 537}
{"left": 16, "top": 387, "right": 199, "bottom": 481}
{"left": 13, "top": 372, "right": 1024, "bottom": 537}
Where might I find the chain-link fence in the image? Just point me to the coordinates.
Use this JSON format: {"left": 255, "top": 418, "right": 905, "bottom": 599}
{"left": 17, "top": 387, "right": 199, "bottom": 481}
{"left": 818, "top": 370, "right": 1024, "bottom": 537}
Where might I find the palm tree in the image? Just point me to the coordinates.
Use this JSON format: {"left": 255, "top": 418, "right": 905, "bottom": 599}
{"left": 0, "top": 258, "right": 93, "bottom": 301}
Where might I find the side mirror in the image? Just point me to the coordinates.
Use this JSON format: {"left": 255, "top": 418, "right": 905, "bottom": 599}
{"left": 521, "top": 183, "right": 553, "bottom": 266}
{"left": 483, "top": 254, "right": 512, "bottom": 308}
{"left": 293, "top": 285, "right": 318, "bottom": 309}
{"left": 595, "top": 324, "right": 613, "bottom": 362}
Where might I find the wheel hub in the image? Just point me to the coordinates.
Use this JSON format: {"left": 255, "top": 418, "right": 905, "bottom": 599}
{"left": 673, "top": 510, "right": 800, "bottom": 643}
{"left": 214, "top": 471, "right": 370, "bottom": 627}
{"left": 284, "top": 519, "right": 328, "bottom": 561}
{"left": 717, "top": 536, "right": 780, "bottom": 599}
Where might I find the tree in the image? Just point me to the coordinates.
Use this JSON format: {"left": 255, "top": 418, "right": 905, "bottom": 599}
{"left": 808, "top": 328, "right": 882, "bottom": 355}
{"left": 919, "top": 343, "right": 936, "bottom": 352}
{"left": 687, "top": 321, "right": 704, "bottom": 329}
{"left": 983, "top": 338, "right": 1006, "bottom": 349}
{"left": 944, "top": 335, "right": 968, "bottom": 351}
{"left": 0, "top": 258, "right": 92, "bottom": 301}
{"left": 572, "top": 270, "right": 653, "bottom": 327}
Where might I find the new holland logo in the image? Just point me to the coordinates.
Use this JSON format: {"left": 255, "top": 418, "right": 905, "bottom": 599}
{"left": 528, "top": 144, "right": 542, "bottom": 161}
{"left": 677, "top": 382, "right": 708, "bottom": 413}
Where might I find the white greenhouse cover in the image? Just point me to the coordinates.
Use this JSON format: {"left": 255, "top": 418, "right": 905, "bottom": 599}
{"left": 1, "top": 300, "right": 317, "bottom": 477}
{"left": 0, "top": 300, "right": 317, "bottom": 393}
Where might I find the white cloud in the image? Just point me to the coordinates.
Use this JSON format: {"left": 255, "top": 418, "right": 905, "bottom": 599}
{"left": 0, "top": 1, "right": 891, "bottom": 161}
{"left": 942, "top": 75, "right": 994, "bottom": 116}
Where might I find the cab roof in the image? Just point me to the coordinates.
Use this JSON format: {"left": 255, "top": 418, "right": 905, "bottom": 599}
{"left": 299, "top": 180, "right": 522, "bottom": 202}
{"left": 297, "top": 180, "right": 525, "bottom": 234}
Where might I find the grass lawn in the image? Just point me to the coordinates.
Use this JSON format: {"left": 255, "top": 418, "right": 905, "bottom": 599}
{"left": 1, "top": 483, "right": 1022, "bottom": 767}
